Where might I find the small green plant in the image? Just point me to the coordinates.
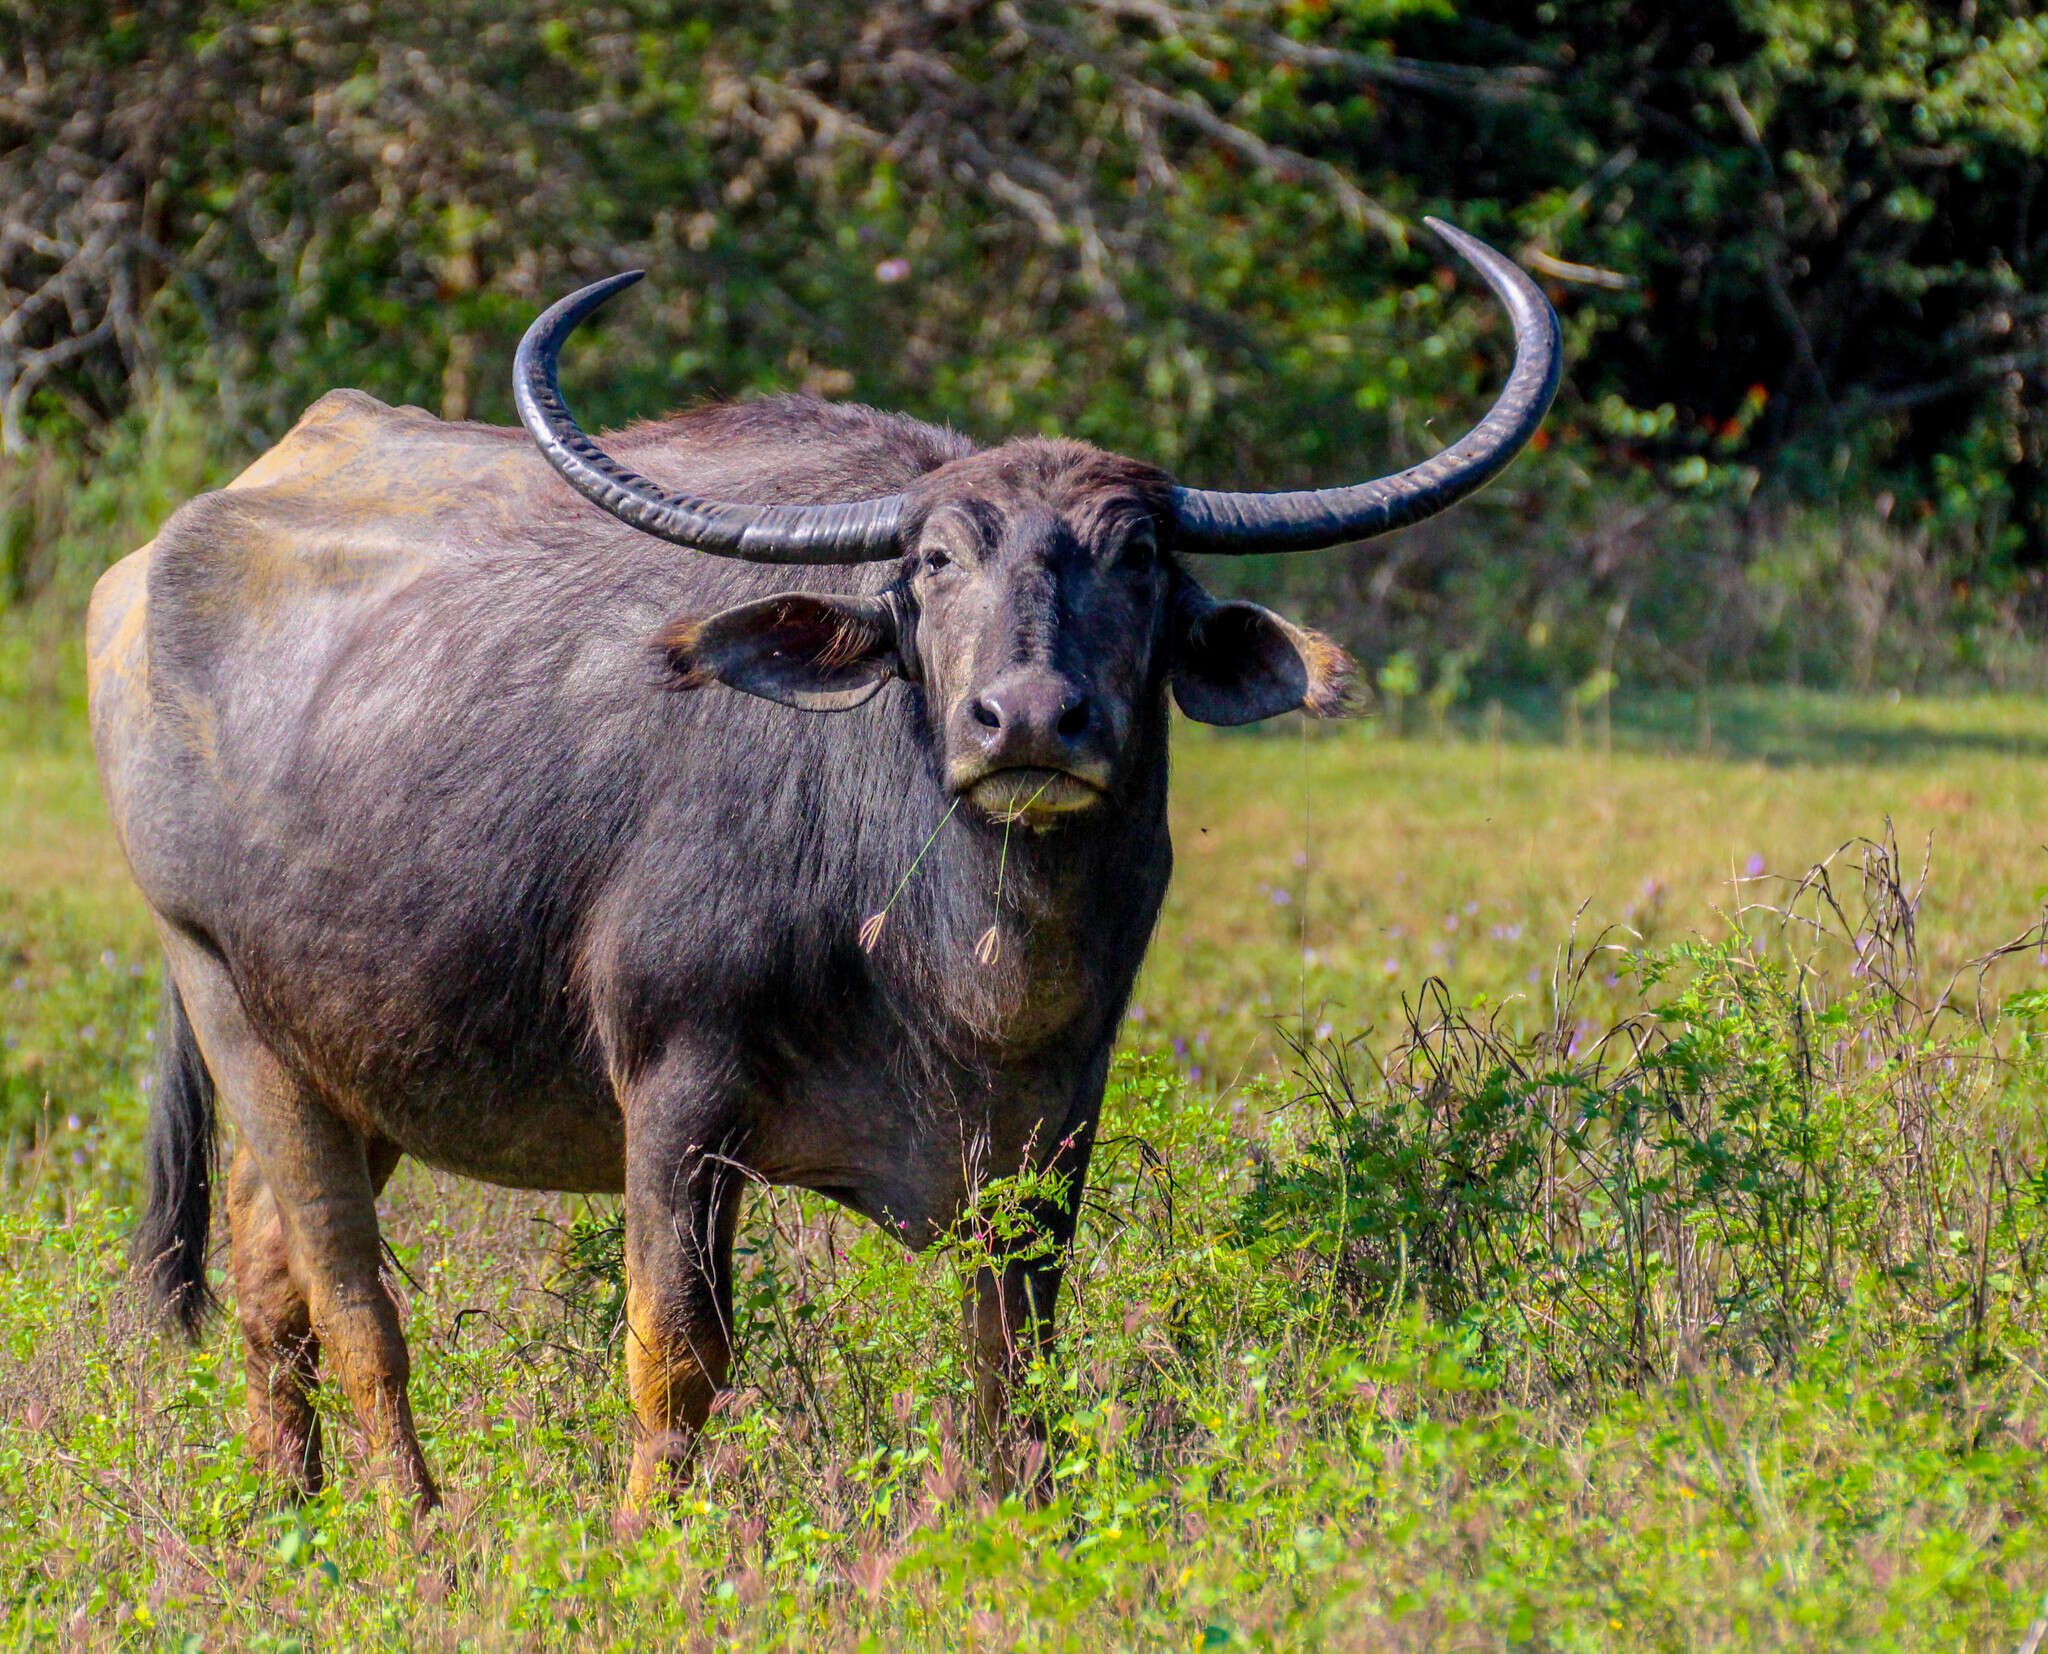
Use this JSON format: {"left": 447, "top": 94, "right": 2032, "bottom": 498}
{"left": 1423, "top": 647, "right": 1474, "bottom": 739}
{"left": 1375, "top": 651, "right": 1421, "bottom": 737}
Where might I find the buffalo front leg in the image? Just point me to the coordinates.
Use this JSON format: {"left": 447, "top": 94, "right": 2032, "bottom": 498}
{"left": 622, "top": 1124, "right": 743, "bottom": 1508}
{"left": 968, "top": 1109, "right": 1098, "bottom": 1499}
{"left": 226, "top": 1136, "right": 405, "bottom": 1498}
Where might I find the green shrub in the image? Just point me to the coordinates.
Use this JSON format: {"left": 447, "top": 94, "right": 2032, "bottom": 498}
{"left": 1240, "top": 828, "right": 2048, "bottom": 1396}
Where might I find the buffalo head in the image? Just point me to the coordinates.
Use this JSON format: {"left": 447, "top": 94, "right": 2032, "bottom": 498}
{"left": 514, "top": 220, "right": 1559, "bottom": 829}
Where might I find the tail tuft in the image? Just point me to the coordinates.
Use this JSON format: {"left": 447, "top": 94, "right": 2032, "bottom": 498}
{"left": 132, "top": 976, "right": 218, "bottom": 1338}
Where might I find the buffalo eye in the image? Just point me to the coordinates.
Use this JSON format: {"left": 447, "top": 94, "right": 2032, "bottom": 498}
{"left": 925, "top": 546, "right": 951, "bottom": 572}
{"left": 1117, "top": 524, "right": 1158, "bottom": 572}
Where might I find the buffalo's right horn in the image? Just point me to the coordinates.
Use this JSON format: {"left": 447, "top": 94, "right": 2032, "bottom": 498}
{"left": 1168, "top": 219, "right": 1561, "bottom": 555}
{"left": 514, "top": 273, "right": 909, "bottom": 564}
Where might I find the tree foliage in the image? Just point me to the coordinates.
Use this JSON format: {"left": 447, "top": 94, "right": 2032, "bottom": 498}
{"left": 1, "top": 1, "right": 2043, "bottom": 674}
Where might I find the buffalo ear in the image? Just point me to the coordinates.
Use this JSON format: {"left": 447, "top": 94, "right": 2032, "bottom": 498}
{"left": 1169, "top": 592, "right": 1355, "bottom": 726}
{"left": 654, "top": 593, "right": 903, "bottom": 712}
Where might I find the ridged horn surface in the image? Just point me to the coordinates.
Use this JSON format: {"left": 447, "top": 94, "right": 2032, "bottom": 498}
{"left": 513, "top": 272, "right": 907, "bottom": 564}
{"left": 1169, "top": 219, "right": 1561, "bottom": 554}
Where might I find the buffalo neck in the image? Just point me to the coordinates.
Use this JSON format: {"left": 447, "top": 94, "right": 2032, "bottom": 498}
{"left": 856, "top": 684, "right": 1174, "bottom": 1057}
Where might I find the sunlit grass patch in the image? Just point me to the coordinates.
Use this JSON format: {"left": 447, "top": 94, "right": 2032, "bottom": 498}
{"left": 0, "top": 889, "right": 156, "bottom": 1171}
{"left": 1151, "top": 703, "right": 2048, "bottom": 1075}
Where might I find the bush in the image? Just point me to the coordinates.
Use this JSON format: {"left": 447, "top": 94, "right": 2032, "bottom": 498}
{"left": 1240, "top": 827, "right": 2048, "bottom": 1397}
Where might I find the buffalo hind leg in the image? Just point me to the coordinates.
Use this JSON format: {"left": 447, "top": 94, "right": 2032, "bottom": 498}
{"left": 227, "top": 1146, "right": 320, "bottom": 1493}
{"left": 263, "top": 1116, "right": 433, "bottom": 1509}
{"left": 621, "top": 1120, "right": 743, "bottom": 1509}
{"left": 161, "top": 931, "right": 436, "bottom": 1511}
{"left": 227, "top": 1136, "right": 404, "bottom": 1498}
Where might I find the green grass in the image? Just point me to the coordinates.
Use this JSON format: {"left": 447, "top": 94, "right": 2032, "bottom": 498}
{"left": 1149, "top": 698, "right": 2048, "bottom": 1081}
{"left": 5, "top": 686, "right": 2048, "bottom": 1650}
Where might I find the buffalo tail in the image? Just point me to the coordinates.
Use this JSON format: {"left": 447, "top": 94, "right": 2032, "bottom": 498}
{"left": 133, "top": 974, "right": 218, "bottom": 1338}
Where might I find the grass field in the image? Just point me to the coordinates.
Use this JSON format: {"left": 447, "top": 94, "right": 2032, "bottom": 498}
{"left": 5, "top": 685, "right": 2048, "bottom": 1650}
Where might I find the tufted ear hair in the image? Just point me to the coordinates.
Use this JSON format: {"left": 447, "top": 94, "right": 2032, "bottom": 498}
{"left": 1167, "top": 581, "right": 1355, "bottom": 726}
{"left": 653, "top": 592, "right": 904, "bottom": 712}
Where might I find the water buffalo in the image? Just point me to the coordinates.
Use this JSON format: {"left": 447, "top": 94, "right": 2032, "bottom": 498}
{"left": 89, "top": 219, "right": 1556, "bottom": 1509}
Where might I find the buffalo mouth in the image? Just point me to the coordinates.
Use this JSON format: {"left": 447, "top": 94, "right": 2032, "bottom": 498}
{"left": 960, "top": 766, "right": 1108, "bottom": 826}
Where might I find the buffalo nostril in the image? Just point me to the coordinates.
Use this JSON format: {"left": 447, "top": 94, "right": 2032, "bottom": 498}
{"left": 972, "top": 698, "right": 1002, "bottom": 730}
{"left": 1056, "top": 699, "right": 1091, "bottom": 739}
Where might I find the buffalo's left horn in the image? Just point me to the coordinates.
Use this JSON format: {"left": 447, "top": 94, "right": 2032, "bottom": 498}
{"left": 514, "top": 272, "right": 908, "bottom": 564}
{"left": 1168, "top": 218, "right": 1561, "bottom": 555}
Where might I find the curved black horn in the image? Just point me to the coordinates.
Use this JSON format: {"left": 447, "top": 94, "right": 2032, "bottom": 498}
{"left": 513, "top": 273, "right": 908, "bottom": 564}
{"left": 1169, "top": 219, "right": 1561, "bottom": 555}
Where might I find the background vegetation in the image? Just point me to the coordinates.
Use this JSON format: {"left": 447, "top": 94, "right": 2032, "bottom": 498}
{"left": 3, "top": 0, "right": 2047, "bottom": 692}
